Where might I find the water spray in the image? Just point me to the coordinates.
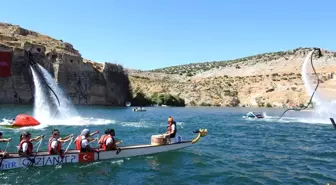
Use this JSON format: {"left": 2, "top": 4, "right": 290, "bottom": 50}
{"left": 278, "top": 48, "right": 321, "bottom": 120}
{"left": 27, "top": 50, "right": 60, "bottom": 118}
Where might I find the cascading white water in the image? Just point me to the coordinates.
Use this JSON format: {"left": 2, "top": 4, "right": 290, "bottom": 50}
{"left": 301, "top": 50, "right": 336, "bottom": 120}
{"left": 10, "top": 64, "right": 115, "bottom": 130}
{"left": 36, "top": 64, "right": 79, "bottom": 119}
{"left": 30, "top": 64, "right": 79, "bottom": 124}
{"left": 30, "top": 66, "right": 53, "bottom": 120}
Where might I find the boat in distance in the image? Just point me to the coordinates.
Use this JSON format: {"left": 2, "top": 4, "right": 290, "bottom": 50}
{"left": 0, "top": 129, "right": 207, "bottom": 171}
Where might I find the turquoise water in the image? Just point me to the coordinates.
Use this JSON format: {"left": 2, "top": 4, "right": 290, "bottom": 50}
{"left": 0, "top": 105, "right": 336, "bottom": 185}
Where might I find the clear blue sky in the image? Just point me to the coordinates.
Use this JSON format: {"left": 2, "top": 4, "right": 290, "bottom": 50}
{"left": 1, "top": 0, "right": 335, "bottom": 70}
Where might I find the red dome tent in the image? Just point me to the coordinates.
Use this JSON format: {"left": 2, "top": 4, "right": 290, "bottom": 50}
{"left": 12, "top": 114, "right": 40, "bottom": 127}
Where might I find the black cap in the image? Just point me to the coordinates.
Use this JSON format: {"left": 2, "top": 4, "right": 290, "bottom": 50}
{"left": 104, "top": 129, "right": 111, "bottom": 134}
{"left": 52, "top": 129, "right": 60, "bottom": 134}
{"left": 21, "top": 131, "right": 31, "bottom": 136}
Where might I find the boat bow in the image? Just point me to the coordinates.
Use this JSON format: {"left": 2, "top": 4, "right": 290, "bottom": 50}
{"left": 192, "top": 128, "right": 208, "bottom": 144}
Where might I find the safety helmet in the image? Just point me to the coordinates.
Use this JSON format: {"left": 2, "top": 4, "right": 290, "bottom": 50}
{"left": 81, "top": 129, "right": 90, "bottom": 136}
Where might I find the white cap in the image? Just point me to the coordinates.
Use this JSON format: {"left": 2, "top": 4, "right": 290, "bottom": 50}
{"left": 81, "top": 129, "right": 90, "bottom": 136}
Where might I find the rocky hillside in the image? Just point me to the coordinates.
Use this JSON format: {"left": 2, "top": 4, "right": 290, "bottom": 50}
{"left": 129, "top": 48, "right": 336, "bottom": 107}
{"left": 1, "top": 22, "right": 335, "bottom": 108}
{"left": 0, "top": 23, "right": 131, "bottom": 105}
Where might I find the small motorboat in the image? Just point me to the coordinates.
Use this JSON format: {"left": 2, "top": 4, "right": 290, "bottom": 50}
{"left": 1, "top": 118, "right": 15, "bottom": 125}
{"left": 0, "top": 114, "right": 40, "bottom": 128}
{"left": 133, "top": 107, "right": 146, "bottom": 112}
{"left": 243, "top": 112, "right": 264, "bottom": 119}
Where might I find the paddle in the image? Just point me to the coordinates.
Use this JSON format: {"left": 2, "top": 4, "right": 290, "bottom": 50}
{"left": 55, "top": 136, "right": 74, "bottom": 167}
{"left": 26, "top": 135, "right": 44, "bottom": 168}
{"left": 0, "top": 139, "right": 11, "bottom": 168}
{"left": 63, "top": 137, "right": 74, "bottom": 155}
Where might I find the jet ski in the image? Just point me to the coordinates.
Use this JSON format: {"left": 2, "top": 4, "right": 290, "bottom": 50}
{"left": 243, "top": 112, "right": 264, "bottom": 119}
{"left": 133, "top": 107, "right": 146, "bottom": 112}
{"left": 1, "top": 118, "right": 15, "bottom": 125}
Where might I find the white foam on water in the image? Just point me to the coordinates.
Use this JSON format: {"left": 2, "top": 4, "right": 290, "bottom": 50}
{"left": 14, "top": 117, "right": 116, "bottom": 130}
{"left": 120, "top": 121, "right": 149, "bottom": 128}
{"left": 276, "top": 115, "right": 331, "bottom": 125}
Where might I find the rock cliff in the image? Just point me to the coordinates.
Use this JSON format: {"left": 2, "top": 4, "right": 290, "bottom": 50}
{"left": 0, "top": 23, "right": 131, "bottom": 105}
{"left": 129, "top": 48, "right": 336, "bottom": 108}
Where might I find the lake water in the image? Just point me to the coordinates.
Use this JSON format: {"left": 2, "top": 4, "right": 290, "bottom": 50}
{"left": 0, "top": 105, "right": 335, "bottom": 185}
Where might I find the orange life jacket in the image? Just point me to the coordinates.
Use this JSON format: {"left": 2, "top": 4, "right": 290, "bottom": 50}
{"left": 167, "top": 121, "right": 177, "bottom": 137}
{"left": 101, "top": 135, "right": 114, "bottom": 151}
{"left": 48, "top": 137, "right": 62, "bottom": 154}
{"left": 18, "top": 139, "right": 33, "bottom": 155}
{"left": 98, "top": 134, "right": 107, "bottom": 148}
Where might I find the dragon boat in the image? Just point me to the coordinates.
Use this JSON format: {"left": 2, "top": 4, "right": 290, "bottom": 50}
{"left": 0, "top": 129, "right": 207, "bottom": 171}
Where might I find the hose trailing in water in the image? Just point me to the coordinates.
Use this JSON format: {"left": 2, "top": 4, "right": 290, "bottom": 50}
{"left": 278, "top": 48, "right": 321, "bottom": 121}
{"left": 28, "top": 51, "right": 60, "bottom": 118}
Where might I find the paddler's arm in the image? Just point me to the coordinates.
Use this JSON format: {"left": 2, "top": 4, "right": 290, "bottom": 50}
{"left": 0, "top": 138, "right": 11, "bottom": 142}
{"left": 89, "top": 130, "right": 99, "bottom": 137}
{"left": 114, "top": 138, "right": 122, "bottom": 145}
{"left": 30, "top": 135, "right": 44, "bottom": 142}
{"left": 61, "top": 134, "right": 74, "bottom": 140}
{"left": 59, "top": 135, "right": 74, "bottom": 143}
{"left": 88, "top": 138, "right": 98, "bottom": 143}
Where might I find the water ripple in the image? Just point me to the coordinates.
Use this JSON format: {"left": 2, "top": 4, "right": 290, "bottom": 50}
{"left": 0, "top": 107, "right": 335, "bottom": 184}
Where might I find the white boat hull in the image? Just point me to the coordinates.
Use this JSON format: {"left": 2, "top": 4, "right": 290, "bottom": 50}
{"left": 98, "top": 141, "right": 192, "bottom": 160}
{"left": 0, "top": 141, "right": 193, "bottom": 171}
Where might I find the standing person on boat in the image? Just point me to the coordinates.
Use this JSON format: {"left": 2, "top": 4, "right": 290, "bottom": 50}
{"left": 165, "top": 116, "right": 177, "bottom": 143}
{"left": 0, "top": 132, "right": 11, "bottom": 158}
{"left": 48, "top": 129, "right": 74, "bottom": 156}
{"left": 18, "top": 132, "right": 44, "bottom": 157}
{"left": 100, "top": 129, "right": 121, "bottom": 151}
{"left": 75, "top": 129, "right": 99, "bottom": 152}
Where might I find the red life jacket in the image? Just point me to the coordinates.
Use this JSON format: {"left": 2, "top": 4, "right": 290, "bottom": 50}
{"left": 48, "top": 137, "right": 62, "bottom": 154}
{"left": 101, "top": 135, "right": 113, "bottom": 151}
{"left": 18, "top": 139, "right": 33, "bottom": 155}
{"left": 75, "top": 135, "right": 82, "bottom": 151}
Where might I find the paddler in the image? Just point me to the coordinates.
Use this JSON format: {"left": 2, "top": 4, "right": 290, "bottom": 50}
{"left": 18, "top": 131, "right": 44, "bottom": 157}
{"left": 100, "top": 129, "right": 121, "bottom": 151}
{"left": 98, "top": 129, "right": 111, "bottom": 149}
{"left": 48, "top": 129, "right": 74, "bottom": 156}
{"left": 75, "top": 129, "right": 99, "bottom": 152}
{"left": 165, "top": 116, "right": 177, "bottom": 143}
{"left": 0, "top": 132, "right": 11, "bottom": 158}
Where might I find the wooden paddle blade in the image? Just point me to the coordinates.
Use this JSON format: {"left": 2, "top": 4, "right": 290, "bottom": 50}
{"left": 329, "top": 118, "right": 336, "bottom": 129}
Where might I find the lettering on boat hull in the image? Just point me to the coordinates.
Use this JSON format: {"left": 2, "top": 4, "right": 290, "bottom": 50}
{"left": 0, "top": 154, "right": 79, "bottom": 170}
